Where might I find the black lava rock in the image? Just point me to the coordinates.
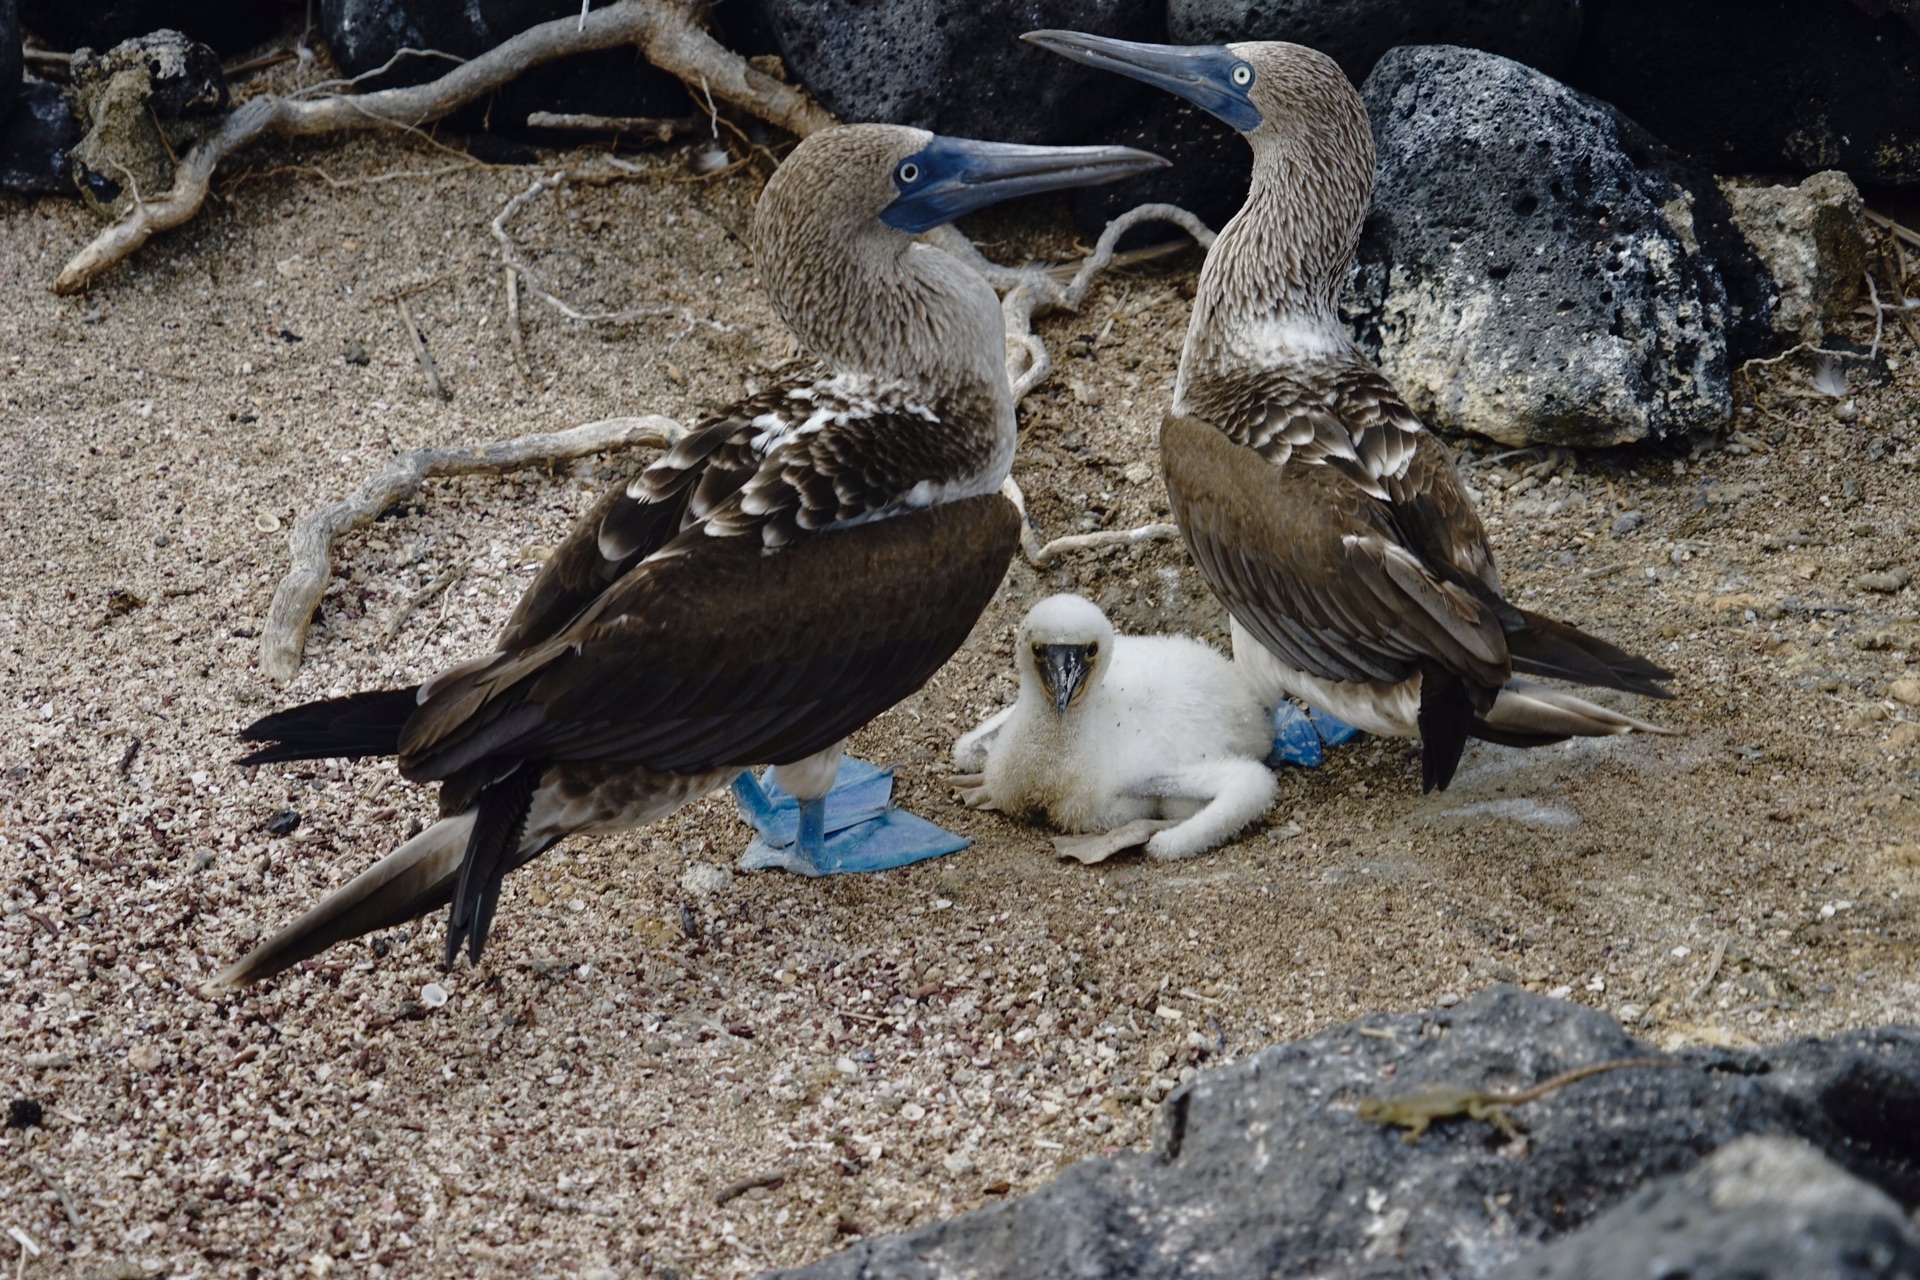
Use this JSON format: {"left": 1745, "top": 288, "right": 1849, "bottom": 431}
{"left": 0, "top": 78, "right": 80, "bottom": 196}
{"left": 1346, "top": 44, "right": 1773, "bottom": 447}
{"left": 769, "top": 987, "right": 1920, "bottom": 1280}
{"left": 1071, "top": 95, "right": 1248, "bottom": 248}
{"left": 1169, "top": 0, "right": 1585, "bottom": 81}
{"left": 318, "top": 0, "right": 690, "bottom": 129}
{"left": 264, "top": 809, "right": 301, "bottom": 836}
{"left": 18, "top": 0, "right": 284, "bottom": 57}
{"left": 1491, "top": 1136, "right": 1920, "bottom": 1280}
{"left": 1566, "top": 0, "right": 1920, "bottom": 187}
{"left": 7, "top": 1097, "right": 43, "bottom": 1129}
{"left": 1, "top": 0, "right": 20, "bottom": 129}
{"left": 741, "top": 0, "right": 1161, "bottom": 145}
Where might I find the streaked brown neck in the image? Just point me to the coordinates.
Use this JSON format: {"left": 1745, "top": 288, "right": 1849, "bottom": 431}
{"left": 1174, "top": 114, "right": 1375, "bottom": 412}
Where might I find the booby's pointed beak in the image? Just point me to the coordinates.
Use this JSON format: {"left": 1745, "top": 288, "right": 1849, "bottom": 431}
{"left": 880, "top": 137, "right": 1168, "bottom": 235}
{"left": 1022, "top": 30, "right": 1264, "bottom": 133}
{"left": 1037, "top": 644, "right": 1094, "bottom": 716}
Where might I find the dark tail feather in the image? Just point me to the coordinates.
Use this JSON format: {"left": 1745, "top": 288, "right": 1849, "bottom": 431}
{"left": 445, "top": 760, "right": 543, "bottom": 967}
{"left": 1417, "top": 668, "right": 1479, "bottom": 793}
{"left": 1507, "top": 610, "right": 1672, "bottom": 699}
{"left": 236, "top": 686, "right": 423, "bottom": 765}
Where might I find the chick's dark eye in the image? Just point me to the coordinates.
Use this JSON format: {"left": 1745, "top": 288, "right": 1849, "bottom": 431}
{"left": 898, "top": 161, "right": 921, "bottom": 184}
{"left": 1086, "top": 643, "right": 1099, "bottom": 657}
{"left": 1231, "top": 63, "right": 1252, "bottom": 87}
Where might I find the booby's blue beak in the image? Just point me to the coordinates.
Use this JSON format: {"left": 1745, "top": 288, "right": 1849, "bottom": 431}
{"left": 1022, "top": 31, "right": 1264, "bottom": 134}
{"left": 1037, "top": 643, "right": 1095, "bottom": 715}
{"left": 880, "top": 136, "right": 1168, "bottom": 235}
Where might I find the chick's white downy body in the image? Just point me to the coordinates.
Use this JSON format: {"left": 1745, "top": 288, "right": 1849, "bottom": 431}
{"left": 953, "top": 594, "right": 1277, "bottom": 860}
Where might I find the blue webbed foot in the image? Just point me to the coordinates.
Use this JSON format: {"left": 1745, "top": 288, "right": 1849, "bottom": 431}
{"left": 1269, "top": 701, "right": 1363, "bottom": 768}
{"left": 733, "top": 758, "right": 970, "bottom": 875}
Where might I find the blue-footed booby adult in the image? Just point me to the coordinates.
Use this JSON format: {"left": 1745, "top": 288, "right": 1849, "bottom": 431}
{"left": 216, "top": 125, "right": 1166, "bottom": 986}
{"left": 952, "top": 594, "right": 1277, "bottom": 861}
{"left": 1024, "top": 33, "right": 1674, "bottom": 792}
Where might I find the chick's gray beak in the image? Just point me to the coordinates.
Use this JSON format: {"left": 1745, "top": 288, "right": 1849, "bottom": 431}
{"left": 1038, "top": 644, "right": 1094, "bottom": 715}
{"left": 880, "top": 136, "right": 1168, "bottom": 235}
{"left": 1022, "top": 30, "right": 1264, "bottom": 133}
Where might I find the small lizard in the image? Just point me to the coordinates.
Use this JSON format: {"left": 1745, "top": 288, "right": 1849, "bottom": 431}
{"left": 1354, "top": 1056, "right": 1683, "bottom": 1143}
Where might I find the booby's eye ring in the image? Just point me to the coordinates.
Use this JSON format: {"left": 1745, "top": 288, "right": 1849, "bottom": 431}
{"left": 1230, "top": 63, "right": 1253, "bottom": 88}
{"left": 897, "top": 161, "right": 922, "bottom": 184}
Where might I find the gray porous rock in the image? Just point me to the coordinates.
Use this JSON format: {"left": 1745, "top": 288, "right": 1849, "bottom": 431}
{"left": 1168, "top": 0, "right": 1584, "bottom": 81}
{"left": 1345, "top": 45, "right": 1775, "bottom": 448}
{"left": 1490, "top": 1135, "right": 1920, "bottom": 1280}
{"left": 68, "top": 29, "right": 226, "bottom": 217}
{"left": 765, "top": 986, "right": 1920, "bottom": 1280}
{"left": 740, "top": 0, "right": 1160, "bottom": 145}
{"left": 1566, "top": 0, "right": 1920, "bottom": 187}
{"left": 1718, "top": 172, "right": 1872, "bottom": 346}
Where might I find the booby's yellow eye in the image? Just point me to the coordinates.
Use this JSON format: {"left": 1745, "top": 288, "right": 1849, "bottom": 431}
{"left": 1231, "top": 64, "right": 1253, "bottom": 88}
{"left": 898, "top": 161, "right": 921, "bottom": 184}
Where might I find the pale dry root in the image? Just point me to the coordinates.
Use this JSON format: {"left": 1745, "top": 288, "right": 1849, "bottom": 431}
{"left": 260, "top": 416, "right": 683, "bottom": 682}
{"left": 54, "top": 0, "right": 830, "bottom": 294}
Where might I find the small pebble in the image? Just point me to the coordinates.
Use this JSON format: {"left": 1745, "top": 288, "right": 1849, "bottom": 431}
{"left": 420, "top": 983, "right": 449, "bottom": 1008}
{"left": 1891, "top": 679, "right": 1920, "bottom": 708}
{"left": 7, "top": 1098, "right": 44, "bottom": 1129}
{"left": 899, "top": 1102, "right": 926, "bottom": 1122}
{"left": 691, "top": 146, "right": 731, "bottom": 175}
{"left": 344, "top": 338, "right": 370, "bottom": 366}
{"left": 680, "top": 862, "right": 733, "bottom": 897}
{"left": 264, "top": 810, "right": 301, "bottom": 836}
{"left": 1853, "top": 568, "right": 1912, "bottom": 593}
{"left": 1612, "top": 511, "right": 1644, "bottom": 535}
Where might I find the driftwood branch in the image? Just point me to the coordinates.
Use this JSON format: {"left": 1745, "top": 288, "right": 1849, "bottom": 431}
{"left": 54, "top": 0, "right": 833, "bottom": 292}
{"left": 260, "top": 415, "right": 684, "bottom": 682}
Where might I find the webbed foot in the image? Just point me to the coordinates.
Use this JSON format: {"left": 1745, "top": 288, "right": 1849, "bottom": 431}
{"left": 733, "top": 758, "right": 970, "bottom": 875}
{"left": 1269, "top": 701, "right": 1363, "bottom": 768}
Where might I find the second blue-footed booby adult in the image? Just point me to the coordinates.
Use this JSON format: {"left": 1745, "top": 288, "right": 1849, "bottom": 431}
{"left": 1024, "top": 32, "right": 1674, "bottom": 793}
{"left": 215, "top": 125, "right": 1165, "bottom": 986}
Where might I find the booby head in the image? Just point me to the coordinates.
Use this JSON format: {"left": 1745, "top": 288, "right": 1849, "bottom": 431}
{"left": 753, "top": 124, "right": 1166, "bottom": 403}
{"left": 1017, "top": 593, "right": 1116, "bottom": 716}
{"left": 1022, "top": 33, "right": 1374, "bottom": 381}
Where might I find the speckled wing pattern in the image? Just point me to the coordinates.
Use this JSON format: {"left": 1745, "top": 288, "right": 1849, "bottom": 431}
{"left": 1164, "top": 361, "right": 1512, "bottom": 690}
{"left": 498, "top": 369, "right": 1001, "bottom": 655}
{"left": 391, "top": 362, "right": 1017, "bottom": 789}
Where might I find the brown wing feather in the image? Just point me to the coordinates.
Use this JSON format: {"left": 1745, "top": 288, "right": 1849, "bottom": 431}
{"left": 397, "top": 493, "right": 1019, "bottom": 780}
{"left": 1162, "top": 411, "right": 1511, "bottom": 690}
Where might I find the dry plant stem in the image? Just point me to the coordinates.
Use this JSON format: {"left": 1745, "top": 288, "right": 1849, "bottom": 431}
{"left": 53, "top": 0, "right": 835, "bottom": 293}
{"left": 259, "top": 415, "right": 685, "bottom": 682}
{"left": 382, "top": 561, "right": 470, "bottom": 646}
{"left": 396, "top": 297, "right": 451, "bottom": 400}
{"left": 527, "top": 110, "right": 699, "bottom": 140}
{"left": 492, "top": 167, "right": 727, "bottom": 330}
{"left": 998, "top": 476, "right": 1180, "bottom": 567}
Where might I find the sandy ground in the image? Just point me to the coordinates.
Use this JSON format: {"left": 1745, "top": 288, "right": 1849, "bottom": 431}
{"left": 2, "top": 101, "right": 1918, "bottom": 1280}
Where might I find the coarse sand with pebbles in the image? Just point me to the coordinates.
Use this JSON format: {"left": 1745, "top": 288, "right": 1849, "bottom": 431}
{"left": 2, "top": 118, "right": 1919, "bottom": 1278}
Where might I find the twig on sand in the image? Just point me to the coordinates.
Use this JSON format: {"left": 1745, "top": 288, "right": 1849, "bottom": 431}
{"left": 713, "top": 1166, "right": 793, "bottom": 1205}
{"left": 525, "top": 110, "right": 699, "bottom": 141}
{"left": 396, "top": 297, "right": 450, "bottom": 401}
{"left": 259, "top": 415, "right": 684, "bottom": 682}
{"left": 999, "top": 476, "right": 1181, "bottom": 568}
{"left": 381, "top": 560, "right": 470, "bottom": 646}
{"left": 53, "top": 0, "right": 833, "bottom": 293}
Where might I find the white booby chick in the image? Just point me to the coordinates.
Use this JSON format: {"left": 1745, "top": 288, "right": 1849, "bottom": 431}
{"left": 216, "top": 126, "right": 1165, "bottom": 986}
{"left": 1024, "top": 32, "right": 1675, "bottom": 793}
{"left": 952, "top": 594, "right": 1277, "bottom": 861}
